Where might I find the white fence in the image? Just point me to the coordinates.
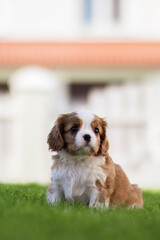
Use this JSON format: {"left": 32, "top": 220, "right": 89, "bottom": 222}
{"left": 0, "top": 67, "right": 69, "bottom": 183}
{"left": 88, "top": 80, "right": 160, "bottom": 188}
{"left": 0, "top": 67, "right": 160, "bottom": 188}
{"left": 0, "top": 94, "right": 12, "bottom": 180}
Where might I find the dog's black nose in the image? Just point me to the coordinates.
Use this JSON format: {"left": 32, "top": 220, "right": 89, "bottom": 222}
{"left": 83, "top": 134, "right": 91, "bottom": 142}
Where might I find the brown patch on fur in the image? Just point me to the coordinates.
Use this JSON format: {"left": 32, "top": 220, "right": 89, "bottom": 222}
{"left": 47, "top": 112, "right": 82, "bottom": 153}
{"left": 47, "top": 115, "right": 65, "bottom": 152}
{"left": 92, "top": 115, "right": 109, "bottom": 156}
{"left": 63, "top": 116, "right": 82, "bottom": 154}
{"left": 91, "top": 118, "right": 101, "bottom": 154}
{"left": 96, "top": 154, "right": 143, "bottom": 208}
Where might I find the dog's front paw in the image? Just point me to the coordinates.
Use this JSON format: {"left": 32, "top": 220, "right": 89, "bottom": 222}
{"left": 65, "top": 194, "right": 74, "bottom": 203}
{"left": 47, "top": 191, "right": 61, "bottom": 204}
{"left": 89, "top": 199, "right": 110, "bottom": 209}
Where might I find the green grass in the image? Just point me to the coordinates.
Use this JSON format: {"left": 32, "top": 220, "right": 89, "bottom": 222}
{"left": 0, "top": 184, "right": 160, "bottom": 240}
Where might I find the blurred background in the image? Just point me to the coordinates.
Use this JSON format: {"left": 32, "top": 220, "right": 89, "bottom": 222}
{"left": 0, "top": 0, "right": 160, "bottom": 188}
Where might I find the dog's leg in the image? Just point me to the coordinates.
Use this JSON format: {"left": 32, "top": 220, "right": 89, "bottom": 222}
{"left": 47, "top": 182, "right": 63, "bottom": 204}
{"left": 89, "top": 188, "right": 98, "bottom": 207}
{"left": 89, "top": 188, "right": 109, "bottom": 209}
{"left": 128, "top": 203, "right": 143, "bottom": 209}
{"left": 63, "top": 178, "right": 73, "bottom": 202}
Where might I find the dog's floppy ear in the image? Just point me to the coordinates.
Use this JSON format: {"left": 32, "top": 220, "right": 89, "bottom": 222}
{"left": 99, "top": 118, "right": 109, "bottom": 156}
{"left": 47, "top": 115, "right": 64, "bottom": 152}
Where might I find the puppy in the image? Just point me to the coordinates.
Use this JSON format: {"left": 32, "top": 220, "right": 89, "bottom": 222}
{"left": 47, "top": 110, "right": 143, "bottom": 208}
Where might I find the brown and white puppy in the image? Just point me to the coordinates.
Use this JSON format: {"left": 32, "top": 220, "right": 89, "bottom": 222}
{"left": 47, "top": 110, "right": 143, "bottom": 208}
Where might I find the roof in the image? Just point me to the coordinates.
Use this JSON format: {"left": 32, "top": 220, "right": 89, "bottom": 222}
{"left": 0, "top": 42, "right": 160, "bottom": 67}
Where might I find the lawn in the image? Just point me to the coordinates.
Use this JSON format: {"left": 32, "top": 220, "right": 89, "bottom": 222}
{"left": 0, "top": 184, "right": 160, "bottom": 240}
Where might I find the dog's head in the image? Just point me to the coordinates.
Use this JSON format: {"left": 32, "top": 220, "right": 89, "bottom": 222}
{"left": 47, "top": 110, "right": 109, "bottom": 156}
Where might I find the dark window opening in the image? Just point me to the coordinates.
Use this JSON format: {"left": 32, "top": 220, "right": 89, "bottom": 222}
{"left": 0, "top": 82, "right": 9, "bottom": 93}
{"left": 113, "top": 0, "right": 121, "bottom": 21}
{"left": 83, "top": 0, "right": 92, "bottom": 23}
{"left": 70, "top": 83, "right": 107, "bottom": 103}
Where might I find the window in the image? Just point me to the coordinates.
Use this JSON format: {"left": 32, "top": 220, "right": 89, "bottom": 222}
{"left": 83, "top": 0, "right": 92, "bottom": 23}
{"left": 113, "top": 0, "right": 121, "bottom": 21}
{"left": 0, "top": 82, "right": 9, "bottom": 93}
{"left": 70, "top": 83, "right": 106, "bottom": 104}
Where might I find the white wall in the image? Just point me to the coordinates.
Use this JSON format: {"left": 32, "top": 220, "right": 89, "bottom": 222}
{"left": 122, "top": 0, "right": 160, "bottom": 40}
{"left": 0, "top": 0, "right": 160, "bottom": 41}
{"left": 0, "top": 0, "right": 81, "bottom": 40}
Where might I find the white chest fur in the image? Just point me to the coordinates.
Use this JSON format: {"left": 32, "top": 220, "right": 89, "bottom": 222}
{"left": 50, "top": 152, "right": 106, "bottom": 204}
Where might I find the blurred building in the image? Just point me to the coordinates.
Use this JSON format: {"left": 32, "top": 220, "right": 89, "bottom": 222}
{"left": 0, "top": 0, "right": 160, "bottom": 187}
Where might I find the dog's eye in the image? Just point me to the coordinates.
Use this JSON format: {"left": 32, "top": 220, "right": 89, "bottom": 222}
{"left": 70, "top": 125, "right": 78, "bottom": 133}
{"left": 94, "top": 128, "right": 99, "bottom": 134}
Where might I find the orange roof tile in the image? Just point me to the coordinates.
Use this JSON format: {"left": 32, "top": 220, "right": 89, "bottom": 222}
{"left": 0, "top": 42, "right": 160, "bottom": 67}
